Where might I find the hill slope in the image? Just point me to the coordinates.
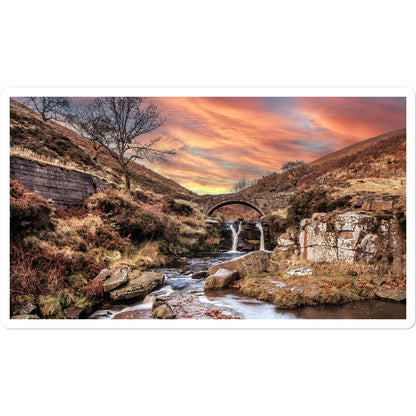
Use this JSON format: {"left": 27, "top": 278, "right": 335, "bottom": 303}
{"left": 9, "top": 99, "right": 194, "bottom": 199}
{"left": 241, "top": 128, "right": 406, "bottom": 199}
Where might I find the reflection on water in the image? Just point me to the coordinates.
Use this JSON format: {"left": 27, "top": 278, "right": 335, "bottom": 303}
{"left": 202, "top": 287, "right": 406, "bottom": 319}
{"left": 290, "top": 299, "right": 406, "bottom": 319}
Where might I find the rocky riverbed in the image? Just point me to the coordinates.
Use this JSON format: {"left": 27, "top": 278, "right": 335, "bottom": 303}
{"left": 87, "top": 251, "right": 406, "bottom": 320}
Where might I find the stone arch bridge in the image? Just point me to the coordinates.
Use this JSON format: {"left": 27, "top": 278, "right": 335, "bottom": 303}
{"left": 193, "top": 193, "right": 272, "bottom": 217}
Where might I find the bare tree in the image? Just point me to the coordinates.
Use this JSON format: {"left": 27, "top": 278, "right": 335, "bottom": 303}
{"left": 230, "top": 177, "right": 258, "bottom": 193}
{"left": 281, "top": 160, "right": 307, "bottom": 188}
{"left": 67, "top": 97, "right": 176, "bottom": 191}
{"left": 24, "top": 97, "right": 70, "bottom": 122}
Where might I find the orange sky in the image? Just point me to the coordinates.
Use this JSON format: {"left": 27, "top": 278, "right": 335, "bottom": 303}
{"left": 137, "top": 97, "right": 405, "bottom": 194}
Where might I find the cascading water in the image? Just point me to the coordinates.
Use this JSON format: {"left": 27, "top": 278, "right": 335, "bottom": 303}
{"left": 228, "top": 221, "right": 242, "bottom": 252}
{"left": 256, "top": 221, "right": 265, "bottom": 251}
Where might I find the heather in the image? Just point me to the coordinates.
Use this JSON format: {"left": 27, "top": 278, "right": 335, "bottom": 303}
{"left": 9, "top": 180, "right": 222, "bottom": 316}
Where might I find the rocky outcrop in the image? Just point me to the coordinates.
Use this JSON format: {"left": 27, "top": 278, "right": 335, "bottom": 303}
{"left": 204, "top": 269, "right": 239, "bottom": 290}
{"left": 102, "top": 269, "right": 129, "bottom": 292}
{"left": 192, "top": 271, "right": 209, "bottom": 279}
{"left": 208, "top": 250, "right": 270, "bottom": 277}
{"left": 109, "top": 272, "right": 164, "bottom": 301}
{"left": 375, "top": 287, "right": 406, "bottom": 302}
{"left": 299, "top": 211, "right": 405, "bottom": 274}
{"left": 360, "top": 195, "right": 401, "bottom": 211}
{"left": 152, "top": 299, "right": 176, "bottom": 319}
{"left": 275, "top": 233, "right": 296, "bottom": 251}
{"left": 64, "top": 306, "right": 86, "bottom": 319}
{"left": 95, "top": 269, "right": 111, "bottom": 281}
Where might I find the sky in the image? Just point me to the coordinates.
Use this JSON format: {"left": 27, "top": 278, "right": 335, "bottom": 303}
{"left": 136, "top": 97, "right": 406, "bottom": 194}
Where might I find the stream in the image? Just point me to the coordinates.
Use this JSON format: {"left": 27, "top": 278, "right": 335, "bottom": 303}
{"left": 90, "top": 252, "right": 406, "bottom": 320}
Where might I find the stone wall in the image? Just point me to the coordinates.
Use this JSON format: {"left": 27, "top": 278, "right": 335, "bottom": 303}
{"left": 10, "top": 157, "right": 108, "bottom": 209}
{"left": 299, "top": 211, "right": 406, "bottom": 275}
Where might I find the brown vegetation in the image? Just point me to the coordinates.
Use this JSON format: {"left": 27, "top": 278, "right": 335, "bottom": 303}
{"left": 240, "top": 250, "right": 406, "bottom": 309}
{"left": 241, "top": 128, "right": 406, "bottom": 199}
{"left": 9, "top": 177, "right": 223, "bottom": 316}
{"left": 10, "top": 99, "right": 194, "bottom": 198}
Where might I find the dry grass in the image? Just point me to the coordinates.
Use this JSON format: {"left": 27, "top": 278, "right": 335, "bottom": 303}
{"left": 10, "top": 99, "right": 195, "bottom": 198}
{"left": 240, "top": 251, "right": 403, "bottom": 309}
{"left": 10, "top": 145, "right": 115, "bottom": 184}
{"left": 110, "top": 241, "right": 167, "bottom": 269}
{"left": 331, "top": 177, "right": 406, "bottom": 197}
{"left": 270, "top": 208, "right": 288, "bottom": 219}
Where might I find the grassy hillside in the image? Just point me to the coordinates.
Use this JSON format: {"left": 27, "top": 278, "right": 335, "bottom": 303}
{"left": 10, "top": 99, "right": 194, "bottom": 199}
{"left": 241, "top": 128, "right": 406, "bottom": 199}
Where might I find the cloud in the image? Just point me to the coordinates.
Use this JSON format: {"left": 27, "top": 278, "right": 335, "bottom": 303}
{"left": 68, "top": 96, "right": 406, "bottom": 194}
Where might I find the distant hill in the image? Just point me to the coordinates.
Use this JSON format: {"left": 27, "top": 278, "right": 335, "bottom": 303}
{"left": 9, "top": 99, "right": 194, "bottom": 199}
{"left": 240, "top": 128, "right": 406, "bottom": 199}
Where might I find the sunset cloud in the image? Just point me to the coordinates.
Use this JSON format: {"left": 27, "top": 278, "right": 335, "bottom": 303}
{"left": 139, "top": 97, "right": 405, "bottom": 194}
{"left": 66, "top": 96, "right": 406, "bottom": 194}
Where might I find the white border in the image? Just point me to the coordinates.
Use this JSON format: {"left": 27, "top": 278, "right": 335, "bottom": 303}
{"left": 1, "top": 86, "right": 414, "bottom": 329}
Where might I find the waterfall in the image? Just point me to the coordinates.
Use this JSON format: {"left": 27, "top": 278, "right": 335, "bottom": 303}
{"left": 256, "top": 222, "right": 265, "bottom": 251}
{"left": 228, "top": 221, "right": 242, "bottom": 252}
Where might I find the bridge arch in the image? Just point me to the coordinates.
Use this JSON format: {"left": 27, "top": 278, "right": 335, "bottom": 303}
{"left": 206, "top": 199, "right": 265, "bottom": 217}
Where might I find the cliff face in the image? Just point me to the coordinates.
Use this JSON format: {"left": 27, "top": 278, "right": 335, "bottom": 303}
{"left": 299, "top": 211, "right": 405, "bottom": 275}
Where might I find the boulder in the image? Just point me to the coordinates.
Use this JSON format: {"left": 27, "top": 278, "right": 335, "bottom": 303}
{"left": 208, "top": 250, "right": 270, "bottom": 277}
{"left": 275, "top": 234, "right": 295, "bottom": 251}
{"left": 192, "top": 270, "right": 209, "bottom": 279}
{"left": 113, "top": 309, "right": 153, "bottom": 319}
{"left": 370, "top": 275, "right": 386, "bottom": 286}
{"left": 153, "top": 303, "right": 176, "bottom": 319}
{"left": 13, "top": 295, "right": 37, "bottom": 316}
{"left": 95, "top": 268, "right": 111, "bottom": 281}
{"left": 64, "top": 306, "right": 86, "bottom": 319}
{"left": 204, "top": 269, "right": 239, "bottom": 290}
{"left": 375, "top": 287, "right": 406, "bottom": 302}
{"left": 18, "top": 300, "right": 37, "bottom": 315}
{"left": 103, "top": 269, "right": 128, "bottom": 292}
{"left": 109, "top": 272, "right": 164, "bottom": 301}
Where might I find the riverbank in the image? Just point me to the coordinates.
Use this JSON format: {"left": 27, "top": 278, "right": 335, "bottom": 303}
{"left": 88, "top": 252, "right": 405, "bottom": 320}
{"left": 239, "top": 250, "right": 406, "bottom": 309}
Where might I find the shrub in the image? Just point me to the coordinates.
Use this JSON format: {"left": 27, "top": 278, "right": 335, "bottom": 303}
{"left": 94, "top": 225, "right": 127, "bottom": 251}
{"left": 86, "top": 189, "right": 139, "bottom": 216}
{"left": 39, "top": 294, "right": 63, "bottom": 318}
{"left": 286, "top": 188, "right": 352, "bottom": 227}
{"left": 267, "top": 213, "right": 288, "bottom": 242}
{"left": 10, "top": 241, "right": 104, "bottom": 311}
{"left": 86, "top": 189, "right": 166, "bottom": 242}
{"left": 56, "top": 206, "right": 92, "bottom": 220}
{"left": 131, "top": 188, "right": 150, "bottom": 203}
{"left": 162, "top": 197, "right": 194, "bottom": 216}
{"left": 113, "top": 211, "right": 163, "bottom": 242}
{"left": 10, "top": 243, "right": 70, "bottom": 305}
{"left": 10, "top": 179, "right": 55, "bottom": 238}
{"left": 82, "top": 279, "right": 104, "bottom": 300}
